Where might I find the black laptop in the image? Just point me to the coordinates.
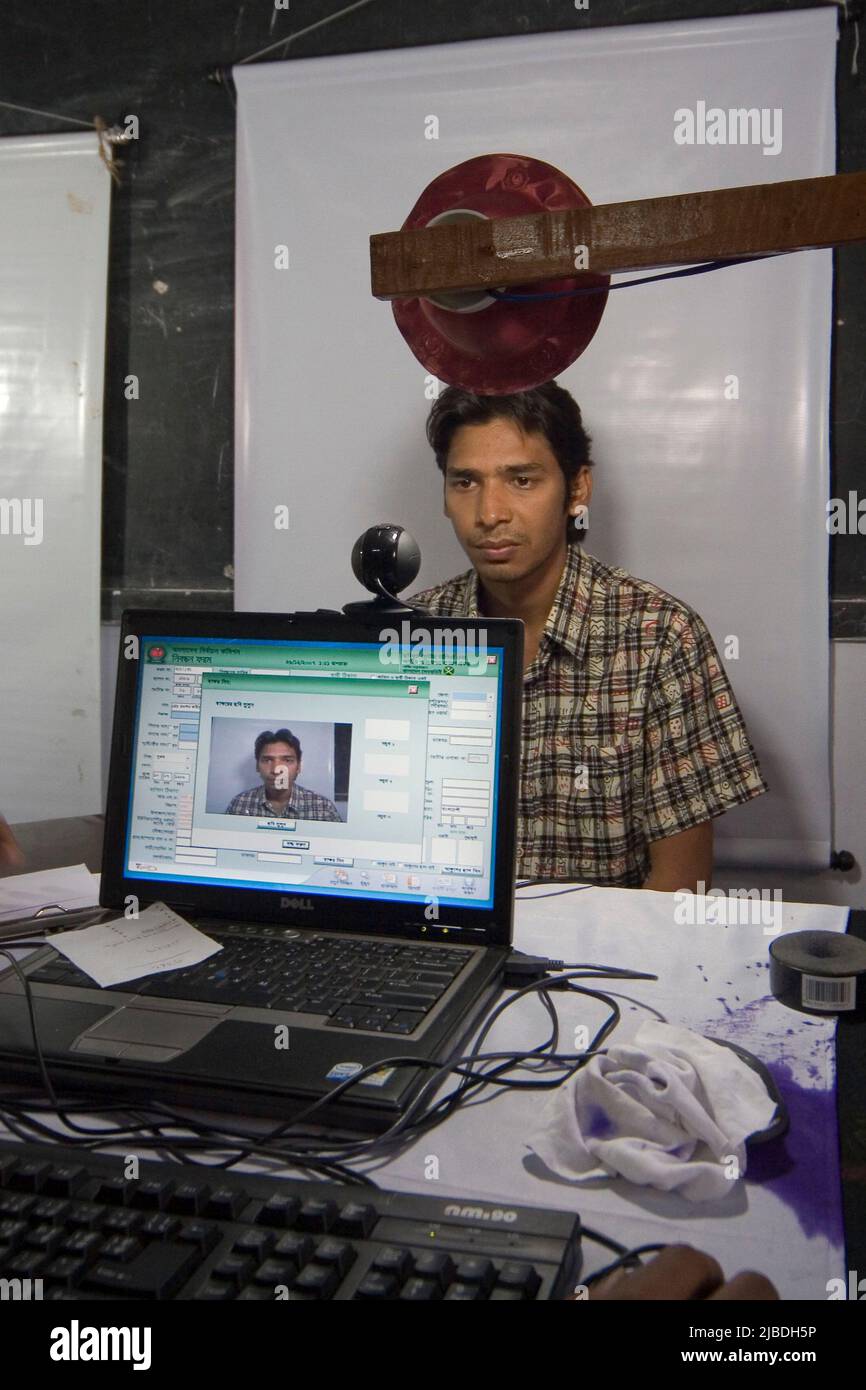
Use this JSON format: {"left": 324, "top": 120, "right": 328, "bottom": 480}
{"left": 0, "top": 608, "right": 522, "bottom": 1131}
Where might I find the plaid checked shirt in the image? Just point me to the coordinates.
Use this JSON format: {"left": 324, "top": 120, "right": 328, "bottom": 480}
{"left": 409, "top": 543, "right": 768, "bottom": 886}
{"left": 225, "top": 784, "right": 342, "bottom": 821}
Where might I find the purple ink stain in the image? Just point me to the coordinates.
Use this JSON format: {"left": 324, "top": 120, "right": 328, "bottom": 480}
{"left": 745, "top": 1059, "right": 844, "bottom": 1246}
{"left": 583, "top": 1104, "right": 616, "bottom": 1139}
{"left": 716, "top": 997, "right": 734, "bottom": 1016}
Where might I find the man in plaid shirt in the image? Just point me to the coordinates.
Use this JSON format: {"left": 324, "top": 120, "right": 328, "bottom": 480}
{"left": 225, "top": 728, "right": 341, "bottom": 821}
{"left": 409, "top": 382, "right": 768, "bottom": 890}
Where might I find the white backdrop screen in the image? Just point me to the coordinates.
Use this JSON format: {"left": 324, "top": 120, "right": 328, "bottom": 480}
{"left": 234, "top": 10, "right": 835, "bottom": 872}
{"left": 0, "top": 133, "right": 111, "bottom": 820}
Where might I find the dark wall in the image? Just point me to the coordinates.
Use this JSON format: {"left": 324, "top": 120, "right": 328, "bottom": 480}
{"left": 0, "top": 0, "right": 862, "bottom": 632}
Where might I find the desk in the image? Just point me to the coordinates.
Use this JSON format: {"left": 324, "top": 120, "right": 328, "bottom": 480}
{"left": 2, "top": 816, "right": 864, "bottom": 1298}
{"left": 367, "top": 886, "right": 852, "bottom": 1298}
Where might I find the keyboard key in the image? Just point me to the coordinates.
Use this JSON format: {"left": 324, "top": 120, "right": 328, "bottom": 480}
{"left": 444, "top": 1282, "right": 486, "bottom": 1300}
{"left": 354, "top": 1270, "right": 398, "bottom": 1299}
{"left": 167, "top": 1183, "right": 210, "bottom": 1216}
{"left": 94, "top": 1177, "right": 128, "bottom": 1206}
{"left": 42, "top": 1165, "right": 88, "bottom": 1198}
{"left": 213, "top": 1253, "right": 256, "bottom": 1284}
{"left": 44, "top": 1254, "right": 88, "bottom": 1288}
{"left": 372, "top": 1246, "right": 414, "bottom": 1279}
{"left": 7, "top": 1161, "right": 51, "bottom": 1193}
{"left": 177, "top": 1220, "right": 219, "bottom": 1253}
{"left": 100, "top": 1235, "right": 144, "bottom": 1263}
{"left": 24, "top": 1222, "right": 64, "bottom": 1255}
{"left": 253, "top": 1258, "right": 297, "bottom": 1287}
{"left": 84, "top": 1241, "right": 200, "bottom": 1299}
{"left": 413, "top": 1251, "right": 456, "bottom": 1286}
{"left": 31, "top": 1198, "right": 70, "bottom": 1223}
{"left": 101, "top": 1209, "right": 144, "bottom": 1236}
{"left": 0, "top": 1154, "right": 19, "bottom": 1187}
{"left": 233, "top": 1228, "right": 275, "bottom": 1259}
{"left": 141, "top": 1212, "right": 181, "bottom": 1240}
{"left": 294, "top": 1199, "right": 337, "bottom": 1233}
{"left": 454, "top": 1257, "right": 496, "bottom": 1292}
{"left": 0, "top": 1193, "right": 36, "bottom": 1219}
{"left": 293, "top": 998, "right": 338, "bottom": 1016}
{"left": 60, "top": 1231, "right": 102, "bottom": 1260}
{"left": 255, "top": 1194, "right": 301, "bottom": 1228}
{"left": 293, "top": 1262, "right": 340, "bottom": 1298}
{"left": 194, "top": 1280, "right": 236, "bottom": 1300}
{"left": 497, "top": 1261, "right": 542, "bottom": 1298}
{"left": 273, "top": 1232, "right": 315, "bottom": 1266}
{"left": 6, "top": 1248, "right": 49, "bottom": 1278}
{"left": 130, "top": 1180, "right": 174, "bottom": 1211}
{"left": 334, "top": 1202, "right": 376, "bottom": 1238}
{"left": 400, "top": 1277, "right": 442, "bottom": 1300}
{"left": 313, "top": 1238, "right": 355, "bottom": 1276}
{"left": 0, "top": 1218, "right": 27, "bottom": 1250}
{"left": 64, "top": 1200, "right": 103, "bottom": 1228}
{"left": 383, "top": 1011, "right": 425, "bottom": 1035}
{"left": 204, "top": 1188, "right": 248, "bottom": 1221}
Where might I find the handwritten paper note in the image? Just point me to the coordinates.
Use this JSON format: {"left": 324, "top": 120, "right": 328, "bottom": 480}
{"left": 51, "top": 902, "right": 222, "bottom": 988}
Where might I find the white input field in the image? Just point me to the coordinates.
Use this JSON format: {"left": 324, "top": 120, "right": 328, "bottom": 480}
{"left": 450, "top": 737, "right": 491, "bottom": 747}
{"left": 458, "top": 840, "right": 483, "bottom": 869}
{"left": 365, "top": 717, "right": 410, "bottom": 741}
{"left": 448, "top": 708, "right": 489, "bottom": 721}
{"left": 363, "top": 789, "right": 410, "bottom": 814}
{"left": 468, "top": 754, "right": 489, "bottom": 763}
{"left": 257, "top": 852, "right": 303, "bottom": 864}
{"left": 431, "top": 837, "right": 458, "bottom": 865}
{"left": 442, "top": 779, "right": 489, "bottom": 790}
{"left": 432, "top": 726, "right": 493, "bottom": 740}
{"left": 364, "top": 752, "right": 410, "bottom": 776}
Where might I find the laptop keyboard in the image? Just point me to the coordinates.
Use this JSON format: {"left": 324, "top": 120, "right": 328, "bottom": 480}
{"left": 0, "top": 1139, "right": 581, "bottom": 1300}
{"left": 28, "top": 930, "right": 474, "bottom": 1035}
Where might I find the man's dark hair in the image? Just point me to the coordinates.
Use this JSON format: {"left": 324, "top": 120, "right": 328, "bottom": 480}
{"left": 426, "top": 381, "right": 593, "bottom": 544}
{"left": 255, "top": 729, "right": 301, "bottom": 762}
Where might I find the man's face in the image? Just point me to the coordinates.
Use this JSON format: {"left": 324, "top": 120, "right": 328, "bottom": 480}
{"left": 256, "top": 741, "right": 300, "bottom": 796}
{"left": 442, "top": 418, "right": 591, "bottom": 587}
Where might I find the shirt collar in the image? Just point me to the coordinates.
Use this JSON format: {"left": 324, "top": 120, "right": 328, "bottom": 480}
{"left": 542, "top": 542, "right": 593, "bottom": 661}
{"left": 472, "top": 542, "right": 592, "bottom": 662}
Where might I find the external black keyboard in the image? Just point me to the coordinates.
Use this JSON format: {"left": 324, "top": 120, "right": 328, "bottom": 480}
{"left": 27, "top": 929, "right": 474, "bottom": 1035}
{"left": 0, "top": 1139, "right": 581, "bottom": 1300}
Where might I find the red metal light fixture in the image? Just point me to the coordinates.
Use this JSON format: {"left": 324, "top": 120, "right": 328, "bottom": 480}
{"left": 392, "top": 153, "right": 610, "bottom": 394}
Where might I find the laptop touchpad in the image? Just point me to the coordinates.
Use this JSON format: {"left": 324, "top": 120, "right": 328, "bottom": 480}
{"left": 72, "top": 1000, "right": 225, "bottom": 1061}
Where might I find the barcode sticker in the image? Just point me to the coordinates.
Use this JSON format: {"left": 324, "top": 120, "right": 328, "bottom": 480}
{"left": 801, "top": 973, "right": 857, "bottom": 1011}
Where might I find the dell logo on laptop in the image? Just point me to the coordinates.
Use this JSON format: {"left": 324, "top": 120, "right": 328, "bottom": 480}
{"left": 280, "top": 897, "right": 315, "bottom": 911}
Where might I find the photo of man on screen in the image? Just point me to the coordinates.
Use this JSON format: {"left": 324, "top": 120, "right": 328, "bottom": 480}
{"left": 224, "top": 728, "right": 342, "bottom": 821}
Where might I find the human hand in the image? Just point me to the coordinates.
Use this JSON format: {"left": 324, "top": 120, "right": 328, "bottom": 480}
{"left": 588, "top": 1244, "right": 778, "bottom": 1300}
{"left": 0, "top": 817, "right": 25, "bottom": 869}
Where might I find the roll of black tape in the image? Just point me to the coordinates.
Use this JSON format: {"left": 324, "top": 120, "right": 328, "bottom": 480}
{"left": 769, "top": 931, "right": 866, "bottom": 1016}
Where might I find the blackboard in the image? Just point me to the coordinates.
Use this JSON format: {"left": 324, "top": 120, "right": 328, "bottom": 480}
{"left": 0, "top": 0, "right": 862, "bottom": 633}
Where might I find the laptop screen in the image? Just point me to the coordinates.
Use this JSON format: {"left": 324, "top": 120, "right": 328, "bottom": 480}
{"left": 122, "top": 630, "right": 508, "bottom": 914}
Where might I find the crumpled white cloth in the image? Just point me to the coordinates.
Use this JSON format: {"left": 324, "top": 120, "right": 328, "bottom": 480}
{"left": 527, "top": 1020, "right": 778, "bottom": 1202}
